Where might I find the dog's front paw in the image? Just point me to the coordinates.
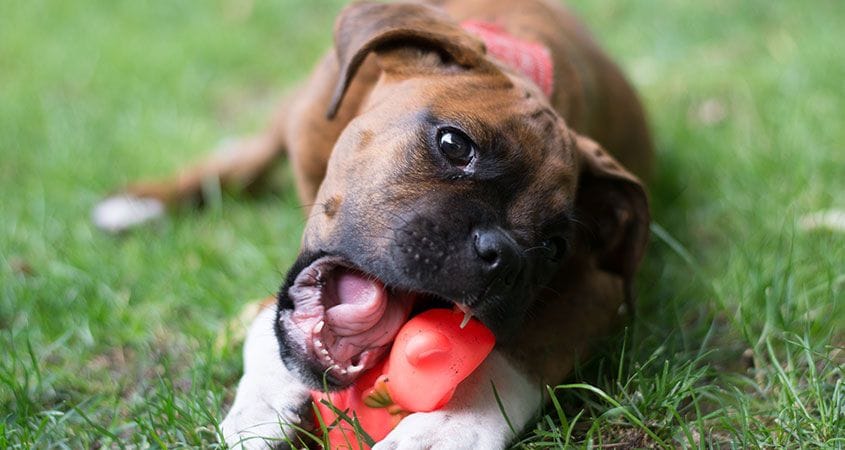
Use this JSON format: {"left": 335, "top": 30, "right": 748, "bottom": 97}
{"left": 220, "top": 400, "right": 303, "bottom": 449}
{"left": 372, "top": 411, "right": 509, "bottom": 450}
{"left": 220, "top": 395, "right": 307, "bottom": 450}
{"left": 221, "top": 305, "right": 311, "bottom": 449}
{"left": 372, "top": 351, "right": 541, "bottom": 450}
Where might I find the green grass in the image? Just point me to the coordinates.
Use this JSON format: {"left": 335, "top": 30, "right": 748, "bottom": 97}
{"left": 1, "top": 0, "right": 843, "bottom": 447}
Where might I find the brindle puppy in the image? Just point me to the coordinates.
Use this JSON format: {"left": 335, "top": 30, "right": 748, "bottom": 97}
{"left": 93, "top": 1, "right": 652, "bottom": 448}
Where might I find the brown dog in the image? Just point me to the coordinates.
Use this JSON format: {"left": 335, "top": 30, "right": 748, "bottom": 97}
{"left": 94, "top": 0, "right": 652, "bottom": 448}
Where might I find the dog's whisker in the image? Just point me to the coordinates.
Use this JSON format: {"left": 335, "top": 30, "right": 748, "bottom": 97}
{"left": 522, "top": 245, "right": 550, "bottom": 255}
{"left": 537, "top": 285, "right": 565, "bottom": 298}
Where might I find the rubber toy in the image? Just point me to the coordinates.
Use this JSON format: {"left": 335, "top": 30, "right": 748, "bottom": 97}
{"left": 311, "top": 308, "right": 495, "bottom": 449}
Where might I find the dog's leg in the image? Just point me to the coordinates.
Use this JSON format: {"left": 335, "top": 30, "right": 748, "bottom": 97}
{"left": 373, "top": 351, "right": 541, "bottom": 450}
{"left": 92, "top": 102, "right": 290, "bottom": 233}
{"left": 220, "top": 304, "right": 311, "bottom": 449}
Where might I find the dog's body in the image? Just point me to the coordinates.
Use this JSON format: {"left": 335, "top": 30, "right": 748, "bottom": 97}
{"left": 94, "top": 1, "right": 652, "bottom": 448}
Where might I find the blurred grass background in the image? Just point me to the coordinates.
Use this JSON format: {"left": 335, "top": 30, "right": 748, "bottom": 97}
{"left": 1, "top": 0, "right": 843, "bottom": 447}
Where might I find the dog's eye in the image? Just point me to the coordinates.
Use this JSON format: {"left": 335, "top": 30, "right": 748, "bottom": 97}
{"left": 541, "top": 237, "right": 568, "bottom": 262}
{"left": 438, "top": 129, "right": 476, "bottom": 166}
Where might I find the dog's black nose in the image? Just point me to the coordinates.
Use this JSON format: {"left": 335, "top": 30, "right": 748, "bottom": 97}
{"left": 472, "top": 227, "right": 521, "bottom": 282}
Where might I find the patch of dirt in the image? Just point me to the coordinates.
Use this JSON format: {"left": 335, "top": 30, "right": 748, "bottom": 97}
{"left": 9, "top": 256, "right": 36, "bottom": 277}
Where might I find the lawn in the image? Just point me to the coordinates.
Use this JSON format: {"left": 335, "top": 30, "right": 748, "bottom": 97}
{"left": 1, "top": 0, "right": 843, "bottom": 448}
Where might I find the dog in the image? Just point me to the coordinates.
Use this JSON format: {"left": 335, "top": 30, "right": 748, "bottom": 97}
{"left": 93, "top": 0, "right": 652, "bottom": 448}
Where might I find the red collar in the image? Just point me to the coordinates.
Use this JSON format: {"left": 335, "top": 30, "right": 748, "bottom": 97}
{"left": 461, "top": 20, "right": 554, "bottom": 98}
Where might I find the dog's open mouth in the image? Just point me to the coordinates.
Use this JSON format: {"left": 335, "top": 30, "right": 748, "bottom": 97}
{"left": 279, "top": 255, "right": 453, "bottom": 387}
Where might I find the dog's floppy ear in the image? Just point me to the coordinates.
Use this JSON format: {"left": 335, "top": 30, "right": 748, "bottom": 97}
{"left": 572, "top": 133, "right": 650, "bottom": 295}
{"left": 326, "top": 1, "right": 490, "bottom": 118}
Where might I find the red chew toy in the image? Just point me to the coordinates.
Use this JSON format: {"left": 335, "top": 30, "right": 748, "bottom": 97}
{"left": 311, "top": 308, "right": 495, "bottom": 449}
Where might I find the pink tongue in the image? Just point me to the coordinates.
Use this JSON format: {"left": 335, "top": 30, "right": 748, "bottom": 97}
{"left": 325, "top": 271, "right": 387, "bottom": 336}
{"left": 324, "top": 270, "right": 410, "bottom": 363}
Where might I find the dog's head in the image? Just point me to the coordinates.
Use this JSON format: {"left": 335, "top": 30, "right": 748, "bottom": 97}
{"left": 275, "top": 2, "right": 649, "bottom": 389}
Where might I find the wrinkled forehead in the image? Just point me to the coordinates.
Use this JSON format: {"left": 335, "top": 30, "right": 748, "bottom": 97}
{"left": 426, "top": 75, "right": 565, "bottom": 146}
{"left": 356, "top": 70, "right": 575, "bottom": 169}
{"left": 424, "top": 71, "right": 543, "bottom": 115}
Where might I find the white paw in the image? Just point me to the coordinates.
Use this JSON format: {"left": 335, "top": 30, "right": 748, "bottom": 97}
{"left": 221, "top": 306, "right": 311, "bottom": 449}
{"left": 92, "top": 194, "right": 165, "bottom": 232}
{"left": 800, "top": 209, "right": 845, "bottom": 232}
{"left": 373, "top": 351, "right": 541, "bottom": 450}
{"left": 372, "top": 410, "right": 510, "bottom": 450}
{"left": 220, "top": 399, "right": 305, "bottom": 449}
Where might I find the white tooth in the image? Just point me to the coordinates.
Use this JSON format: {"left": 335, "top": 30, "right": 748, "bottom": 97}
{"left": 460, "top": 311, "right": 472, "bottom": 329}
{"left": 314, "top": 339, "right": 323, "bottom": 349}
{"left": 347, "top": 364, "right": 363, "bottom": 374}
{"left": 455, "top": 304, "right": 473, "bottom": 329}
{"left": 320, "top": 349, "right": 330, "bottom": 356}
{"left": 340, "top": 369, "right": 348, "bottom": 375}
{"left": 314, "top": 320, "right": 325, "bottom": 333}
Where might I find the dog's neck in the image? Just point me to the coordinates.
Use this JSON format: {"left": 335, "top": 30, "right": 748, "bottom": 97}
{"left": 460, "top": 20, "right": 554, "bottom": 98}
